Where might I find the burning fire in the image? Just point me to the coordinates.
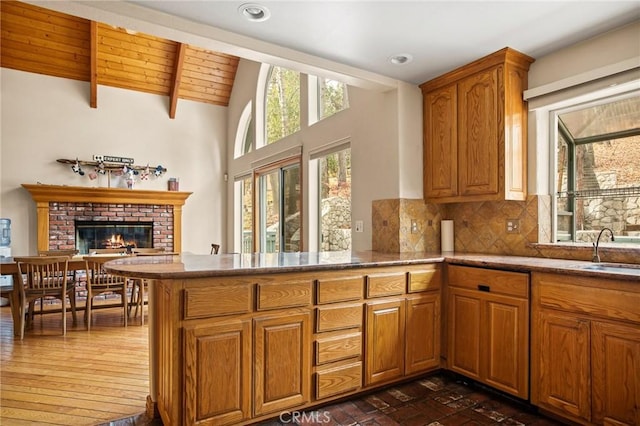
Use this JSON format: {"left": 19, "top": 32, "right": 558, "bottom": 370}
{"left": 105, "top": 234, "right": 137, "bottom": 249}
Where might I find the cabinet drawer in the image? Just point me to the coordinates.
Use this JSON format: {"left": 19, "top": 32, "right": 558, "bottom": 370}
{"left": 366, "top": 272, "right": 406, "bottom": 298}
{"left": 316, "top": 303, "right": 363, "bottom": 332}
{"left": 315, "top": 362, "right": 362, "bottom": 400}
{"left": 535, "top": 272, "right": 640, "bottom": 324}
{"left": 316, "top": 276, "right": 363, "bottom": 304}
{"left": 408, "top": 267, "right": 441, "bottom": 293}
{"left": 257, "top": 281, "right": 312, "bottom": 310}
{"left": 184, "top": 281, "right": 252, "bottom": 319}
{"left": 448, "top": 265, "right": 528, "bottom": 298}
{"left": 315, "top": 332, "right": 362, "bottom": 365}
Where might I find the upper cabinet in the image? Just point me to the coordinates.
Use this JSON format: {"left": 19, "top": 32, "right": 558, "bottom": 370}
{"left": 420, "top": 47, "right": 534, "bottom": 203}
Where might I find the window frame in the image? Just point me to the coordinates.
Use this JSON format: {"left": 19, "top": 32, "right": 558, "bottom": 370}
{"left": 550, "top": 89, "right": 640, "bottom": 244}
{"left": 253, "top": 155, "right": 303, "bottom": 253}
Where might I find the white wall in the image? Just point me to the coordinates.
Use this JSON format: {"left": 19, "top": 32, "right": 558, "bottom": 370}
{"left": 225, "top": 59, "right": 409, "bottom": 252}
{"left": 526, "top": 20, "right": 640, "bottom": 195}
{"left": 0, "top": 69, "right": 227, "bottom": 255}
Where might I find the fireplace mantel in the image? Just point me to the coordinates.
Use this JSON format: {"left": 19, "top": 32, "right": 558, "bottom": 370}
{"left": 22, "top": 184, "right": 192, "bottom": 252}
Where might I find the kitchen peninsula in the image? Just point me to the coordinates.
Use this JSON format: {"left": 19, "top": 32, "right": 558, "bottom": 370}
{"left": 105, "top": 251, "right": 444, "bottom": 425}
{"left": 105, "top": 252, "right": 640, "bottom": 426}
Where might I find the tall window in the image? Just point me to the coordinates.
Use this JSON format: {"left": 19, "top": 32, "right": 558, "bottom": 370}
{"left": 234, "top": 101, "right": 253, "bottom": 158}
{"left": 553, "top": 91, "right": 640, "bottom": 244}
{"left": 238, "top": 176, "right": 253, "bottom": 253}
{"left": 319, "top": 77, "right": 349, "bottom": 120}
{"left": 318, "top": 147, "right": 351, "bottom": 251}
{"left": 256, "top": 159, "right": 301, "bottom": 252}
{"left": 265, "top": 66, "right": 300, "bottom": 144}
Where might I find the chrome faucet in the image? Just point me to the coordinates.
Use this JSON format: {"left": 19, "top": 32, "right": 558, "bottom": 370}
{"left": 592, "top": 227, "right": 615, "bottom": 263}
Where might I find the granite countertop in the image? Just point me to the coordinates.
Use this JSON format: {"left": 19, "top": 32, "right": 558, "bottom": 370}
{"left": 103, "top": 251, "right": 639, "bottom": 282}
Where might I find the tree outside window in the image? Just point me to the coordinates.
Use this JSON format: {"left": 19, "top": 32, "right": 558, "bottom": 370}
{"left": 265, "top": 66, "right": 300, "bottom": 144}
{"left": 319, "top": 78, "right": 349, "bottom": 120}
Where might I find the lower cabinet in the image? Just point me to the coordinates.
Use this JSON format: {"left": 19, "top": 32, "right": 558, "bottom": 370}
{"left": 365, "top": 299, "right": 406, "bottom": 385}
{"left": 531, "top": 272, "right": 640, "bottom": 426}
{"left": 183, "top": 310, "right": 311, "bottom": 425}
{"left": 184, "top": 320, "right": 252, "bottom": 426}
{"left": 365, "top": 292, "right": 442, "bottom": 385}
{"left": 166, "top": 264, "right": 442, "bottom": 425}
{"left": 405, "top": 293, "right": 441, "bottom": 375}
{"left": 591, "top": 321, "right": 640, "bottom": 426}
{"left": 535, "top": 311, "right": 591, "bottom": 421}
{"left": 447, "top": 265, "right": 529, "bottom": 399}
{"left": 254, "top": 311, "right": 312, "bottom": 416}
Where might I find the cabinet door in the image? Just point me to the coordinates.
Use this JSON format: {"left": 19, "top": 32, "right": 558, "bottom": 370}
{"left": 592, "top": 321, "right": 640, "bottom": 426}
{"left": 405, "top": 293, "right": 440, "bottom": 375}
{"left": 184, "top": 320, "right": 252, "bottom": 426}
{"left": 254, "top": 311, "right": 311, "bottom": 416}
{"left": 537, "top": 311, "right": 591, "bottom": 422}
{"left": 423, "top": 84, "right": 458, "bottom": 199}
{"left": 457, "top": 67, "right": 499, "bottom": 197}
{"left": 484, "top": 293, "right": 528, "bottom": 398}
{"left": 365, "top": 299, "right": 405, "bottom": 385}
{"left": 447, "top": 287, "right": 482, "bottom": 380}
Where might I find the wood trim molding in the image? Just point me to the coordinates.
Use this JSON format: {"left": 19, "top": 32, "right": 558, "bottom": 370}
{"left": 22, "top": 184, "right": 192, "bottom": 252}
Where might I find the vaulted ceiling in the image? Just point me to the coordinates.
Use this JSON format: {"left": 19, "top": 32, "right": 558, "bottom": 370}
{"left": 0, "top": 0, "right": 239, "bottom": 118}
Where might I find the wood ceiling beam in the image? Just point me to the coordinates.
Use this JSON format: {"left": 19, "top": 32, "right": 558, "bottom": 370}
{"left": 169, "top": 43, "right": 187, "bottom": 119}
{"left": 90, "top": 21, "right": 97, "bottom": 108}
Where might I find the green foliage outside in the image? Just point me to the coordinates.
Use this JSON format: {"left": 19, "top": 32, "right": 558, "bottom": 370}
{"left": 266, "top": 67, "right": 300, "bottom": 144}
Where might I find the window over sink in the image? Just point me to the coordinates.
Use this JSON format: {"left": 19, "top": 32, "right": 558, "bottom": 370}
{"left": 552, "top": 89, "right": 640, "bottom": 245}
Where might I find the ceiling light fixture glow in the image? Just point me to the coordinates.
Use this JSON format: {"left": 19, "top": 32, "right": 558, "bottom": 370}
{"left": 239, "top": 3, "right": 271, "bottom": 22}
{"left": 389, "top": 54, "right": 413, "bottom": 65}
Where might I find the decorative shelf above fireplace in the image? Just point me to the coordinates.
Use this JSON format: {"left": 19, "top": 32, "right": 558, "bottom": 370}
{"left": 22, "top": 184, "right": 192, "bottom": 253}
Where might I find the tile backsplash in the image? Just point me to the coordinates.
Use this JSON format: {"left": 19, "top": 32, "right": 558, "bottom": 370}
{"left": 371, "top": 195, "right": 638, "bottom": 263}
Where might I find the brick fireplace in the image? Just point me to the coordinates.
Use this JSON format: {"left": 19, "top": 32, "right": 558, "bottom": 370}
{"left": 22, "top": 184, "right": 191, "bottom": 253}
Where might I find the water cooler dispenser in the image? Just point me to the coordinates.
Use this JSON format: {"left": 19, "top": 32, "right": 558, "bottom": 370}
{"left": 0, "top": 218, "right": 12, "bottom": 306}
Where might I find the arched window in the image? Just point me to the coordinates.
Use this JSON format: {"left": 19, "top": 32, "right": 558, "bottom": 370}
{"left": 234, "top": 101, "right": 253, "bottom": 158}
{"left": 265, "top": 66, "right": 300, "bottom": 144}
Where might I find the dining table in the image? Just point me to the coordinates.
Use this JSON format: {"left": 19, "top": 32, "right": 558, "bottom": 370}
{"left": 0, "top": 254, "right": 128, "bottom": 337}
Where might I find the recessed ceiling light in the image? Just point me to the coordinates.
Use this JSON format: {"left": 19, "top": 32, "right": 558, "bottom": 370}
{"left": 239, "top": 3, "right": 271, "bottom": 22}
{"left": 389, "top": 54, "right": 413, "bottom": 65}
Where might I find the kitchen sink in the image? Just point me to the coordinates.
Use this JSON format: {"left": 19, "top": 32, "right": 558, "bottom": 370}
{"left": 582, "top": 262, "right": 640, "bottom": 275}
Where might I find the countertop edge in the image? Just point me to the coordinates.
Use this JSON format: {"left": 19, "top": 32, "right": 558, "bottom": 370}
{"left": 102, "top": 252, "right": 640, "bottom": 282}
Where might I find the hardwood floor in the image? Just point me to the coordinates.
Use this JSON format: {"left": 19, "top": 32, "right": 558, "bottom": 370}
{"left": 0, "top": 302, "right": 149, "bottom": 425}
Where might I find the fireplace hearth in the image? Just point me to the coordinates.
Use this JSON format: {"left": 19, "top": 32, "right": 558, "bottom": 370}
{"left": 75, "top": 221, "right": 153, "bottom": 254}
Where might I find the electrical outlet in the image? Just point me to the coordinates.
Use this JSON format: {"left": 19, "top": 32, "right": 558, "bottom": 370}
{"left": 411, "top": 219, "right": 419, "bottom": 234}
{"left": 355, "top": 220, "right": 364, "bottom": 233}
{"left": 93, "top": 155, "right": 104, "bottom": 162}
{"left": 506, "top": 219, "right": 520, "bottom": 234}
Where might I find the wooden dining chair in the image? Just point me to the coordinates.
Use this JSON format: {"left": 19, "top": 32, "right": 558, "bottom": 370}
{"left": 128, "top": 248, "right": 166, "bottom": 324}
{"left": 91, "top": 248, "right": 128, "bottom": 254}
{"left": 211, "top": 243, "right": 220, "bottom": 254}
{"left": 14, "top": 256, "right": 77, "bottom": 339}
{"left": 38, "top": 249, "right": 79, "bottom": 257}
{"left": 36, "top": 249, "right": 80, "bottom": 316}
{"left": 83, "top": 256, "right": 129, "bottom": 330}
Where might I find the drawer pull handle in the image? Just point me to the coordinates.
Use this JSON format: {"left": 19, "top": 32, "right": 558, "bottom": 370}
{"left": 477, "top": 284, "right": 490, "bottom": 292}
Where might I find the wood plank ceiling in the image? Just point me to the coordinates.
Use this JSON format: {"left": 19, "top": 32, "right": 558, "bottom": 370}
{"left": 0, "top": 0, "right": 239, "bottom": 118}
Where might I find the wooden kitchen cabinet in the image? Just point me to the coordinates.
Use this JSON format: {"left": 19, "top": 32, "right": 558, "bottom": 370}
{"left": 184, "top": 320, "right": 252, "bottom": 426}
{"left": 420, "top": 47, "right": 534, "bottom": 203}
{"left": 591, "top": 321, "right": 640, "bottom": 426}
{"left": 365, "top": 298, "right": 406, "bottom": 385}
{"left": 447, "top": 264, "right": 529, "bottom": 399}
{"left": 531, "top": 272, "right": 640, "bottom": 426}
{"left": 158, "top": 264, "right": 441, "bottom": 426}
{"left": 365, "top": 267, "right": 442, "bottom": 385}
{"left": 254, "top": 311, "right": 311, "bottom": 416}
{"left": 405, "top": 293, "right": 441, "bottom": 374}
{"left": 535, "top": 311, "right": 591, "bottom": 422}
